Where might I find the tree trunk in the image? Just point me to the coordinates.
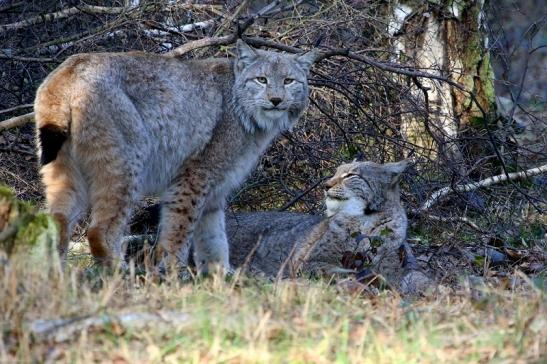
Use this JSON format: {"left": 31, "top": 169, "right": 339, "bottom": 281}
{"left": 389, "top": 0, "right": 495, "bottom": 162}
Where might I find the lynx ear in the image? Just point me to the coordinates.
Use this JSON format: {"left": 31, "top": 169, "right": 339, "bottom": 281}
{"left": 235, "top": 39, "right": 258, "bottom": 72}
{"left": 385, "top": 159, "right": 412, "bottom": 186}
{"left": 295, "top": 49, "right": 320, "bottom": 72}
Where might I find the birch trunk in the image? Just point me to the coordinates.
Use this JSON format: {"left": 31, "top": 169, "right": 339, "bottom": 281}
{"left": 389, "top": 1, "right": 495, "bottom": 161}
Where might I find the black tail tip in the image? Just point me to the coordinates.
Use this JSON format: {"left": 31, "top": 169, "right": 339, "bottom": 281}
{"left": 39, "top": 125, "right": 68, "bottom": 165}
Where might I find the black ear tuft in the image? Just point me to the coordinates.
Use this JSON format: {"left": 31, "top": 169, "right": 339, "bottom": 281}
{"left": 39, "top": 124, "right": 68, "bottom": 165}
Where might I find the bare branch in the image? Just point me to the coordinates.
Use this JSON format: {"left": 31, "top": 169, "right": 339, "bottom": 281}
{"left": 0, "top": 112, "right": 34, "bottom": 131}
{"left": 277, "top": 177, "right": 327, "bottom": 211}
{"left": 418, "top": 164, "right": 547, "bottom": 212}
{"left": 141, "top": 19, "right": 215, "bottom": 38}
{"left": 25, "top": 18, "right": 128, "bottom": 56}
{"left": 168, "top": 34, "right": 236, "bottom": 57}
{"left": 168, "top": 0, "right": 302, "bottom": 57}
{"left": 0, "top": 5, "right": 129, "bottom": 35}
{"left": 0, "top": 104, "right": 33, "bottom": 115}
{"left": 0, "top": 54, "right": 57, "bottom": 63}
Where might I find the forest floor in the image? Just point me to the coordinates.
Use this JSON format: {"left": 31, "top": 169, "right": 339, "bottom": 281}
{"left": 1, "top": 247, "right": 545, "bottom": 364}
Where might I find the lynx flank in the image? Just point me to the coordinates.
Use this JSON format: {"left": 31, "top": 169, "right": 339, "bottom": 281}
{"left": 34, "top": 40, "right": 317, "bottom": 273}
{"left": 227, "top": 160, "right": 411, "bottom": 282}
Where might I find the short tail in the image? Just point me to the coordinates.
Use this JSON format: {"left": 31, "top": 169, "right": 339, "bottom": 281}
{"left": 34, "top": 76, "right": 72, "bottom": 166}
{"left": 34, "top": 55, "right": 84, "bottom": 165}
{"left": 38, "top": 124, "right": 68, "bottom": 165}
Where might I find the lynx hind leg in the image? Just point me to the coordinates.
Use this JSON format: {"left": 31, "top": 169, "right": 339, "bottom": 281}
{"left": 86, "top": 162, "right": 140, "bottom": 266}
{"left": 153, "top": 171, "right": 209, "bottom": 273}
{"left": 40, "top": 154, "right": 87, "bottom": 260}
{"left": 193, "top": 209, "right": 230, "bottom": 275}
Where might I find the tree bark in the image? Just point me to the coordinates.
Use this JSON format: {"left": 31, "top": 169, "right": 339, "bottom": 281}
{"left": 390, "top": 1, "right": 495, "bottom": 161}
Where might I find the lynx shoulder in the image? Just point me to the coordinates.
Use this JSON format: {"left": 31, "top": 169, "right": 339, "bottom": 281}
{"left": 34, "top": 40, "right": 318, "bottom": 273}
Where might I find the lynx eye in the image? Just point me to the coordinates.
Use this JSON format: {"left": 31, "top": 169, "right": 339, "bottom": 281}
{"left": 343, "top": 173, "right": 360, "bottom": 179}
{"left": 256, "top": 77, "right": 267, "bottom": 84}
{"left": 284, "top": 78, "right": 295, "bottom": 85}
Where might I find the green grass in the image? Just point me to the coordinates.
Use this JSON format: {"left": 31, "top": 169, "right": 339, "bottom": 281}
{"left": 1, "top": 250, "right": 545, "bottom": 363}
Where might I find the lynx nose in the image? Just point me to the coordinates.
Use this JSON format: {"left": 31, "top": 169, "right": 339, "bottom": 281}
{"left": 323, "top": 179, "right": 335, "bottom": 191}
{"left": 269, "top": 97, "right": 282, "bottom": 106}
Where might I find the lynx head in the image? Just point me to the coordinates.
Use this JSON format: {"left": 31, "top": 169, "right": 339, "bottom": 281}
{"left": 232, "top": 40, "right": 318, "bottom": 132}
{"left": 324, "top": 160, "right": 411, "bottom": 217}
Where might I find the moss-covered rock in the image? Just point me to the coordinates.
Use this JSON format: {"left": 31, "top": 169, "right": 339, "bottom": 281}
{"left": 0, "top": 186, "right": 60, "bottom": 272}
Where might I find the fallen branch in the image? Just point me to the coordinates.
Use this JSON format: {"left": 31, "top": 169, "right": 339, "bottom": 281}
{"left": 418, "top": 163, "right": 547, "bottom": 212}
{"left": 0, "top": 112, "right": 34, "bottom": 131}
{"left": 0, "top": 5, "right": 128, "bottom": 35}
{"left": 29, "top": 310, "right": 191, "bottom": 343}
{"left": 164, "top": 3, "right": 224, "bottom": 15}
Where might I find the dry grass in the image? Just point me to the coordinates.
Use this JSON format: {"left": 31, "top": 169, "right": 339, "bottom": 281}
{"left": 1, "top": 249, "right": 545, "bottom": 364}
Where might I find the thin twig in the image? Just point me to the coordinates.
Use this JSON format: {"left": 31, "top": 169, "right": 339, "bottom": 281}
{"left": 0, "top": 146, "right": 35, "bottom": 156}
{"left": 231, "top": 234, "right": 263, "bottom": 287}
{"left": 410, "top": 212, "right": 484, "bottom": 232}
{"left": 0, "top": 54, "right": 57, "bottom": 63}
{"left": 0, "top": 104, "right": 33, "bottom": 115}
{"left": 278, "top": 177, "right": 327, "bottom": 211}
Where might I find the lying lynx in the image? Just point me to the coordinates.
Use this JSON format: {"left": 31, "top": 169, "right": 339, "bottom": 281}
{"left": 228, "top": 160, "right": 411, "bottom": 281}
{"left": 34, "top": 40, "right": 317, "bottom": 273}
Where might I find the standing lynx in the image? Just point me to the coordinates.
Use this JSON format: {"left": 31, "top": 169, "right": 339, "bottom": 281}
{"left": 34, "top": 40, "right": 317, "bottom": 273}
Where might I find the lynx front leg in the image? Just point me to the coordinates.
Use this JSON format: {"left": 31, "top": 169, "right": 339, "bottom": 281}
{"left": 193, "top": 208, "right": 230, "bottom": 275}
{"left": 153, "top": 170, "right": 210, "bottom": 274}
